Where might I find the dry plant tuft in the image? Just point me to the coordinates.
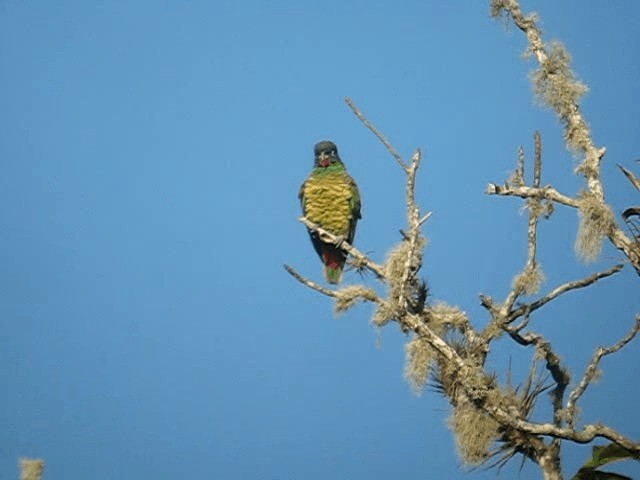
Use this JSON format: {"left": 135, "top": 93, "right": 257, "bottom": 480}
{"left": 526, "top": 198, "right": 542, "bottom": 218}
{"left": 334, "top": 286, "right": 378, "bottom": 315}
{"left": 530, "top": 42, "right": 590, "bottom": 153}
{"left": 449, "top": 400, "right": 500, "bottom": 465}
{"left": 404, "top": 336, "right": 435, "bottom": 395}
{"left": 20, "top": 459, "right": 45, "bottom": 480}
{"left": 541, "top": 199, "right": 555, "bottom": 218}
{"left": 490, "top": 0, "right": 509, "bottom": 19}
{"left": 371, "top": 302, "right": 396, "bottom": 327}
{"left": 384, "top": 239, "right": 427, "bottom": 298}
{"left": 575, "top": 191, "right": 616, "bottom": 262}
{"left": 491, "top": 0, "right": 539, "bottom": 25}
{"left": 385, "top": 241, "right": 412, "bottom": 281}
{"left": 429, "top": 302, "right": 470, "bottom": 333}
{"left": 512, "top": 263, "right": 545, "bottom": 295}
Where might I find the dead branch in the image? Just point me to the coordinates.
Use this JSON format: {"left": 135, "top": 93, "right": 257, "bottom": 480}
{"left": 491, "top": 0, "right": 640, "bottom": 274}
{"left": 284, "top": 264, "right": 339, "bottom": 298}
{"left": 487, "top": 184, "right": 578, "bottom": 208}
{"left": 565, "top": 315, "right": 640, "bottom": 427}
{"left": 507, "top": 264, "right": 623, "bottom": 323}
{"left": 504, "top": 326, "right": 571, "bottom": 430}
{"left": 344, "top": 97, "right": 409, "bottom": 173}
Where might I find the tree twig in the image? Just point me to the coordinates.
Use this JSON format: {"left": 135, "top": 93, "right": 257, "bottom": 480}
{"left": 344, "top": 96, "right": 409, "bottom": 173}
{"left": 565, "top": 315, "right": 640, "bottom": 427}
{"left": 507, "top": 264, "right": 623, "bottom": 323}
{"left": 283, "top": 264, "right": 339, "bottom": 298}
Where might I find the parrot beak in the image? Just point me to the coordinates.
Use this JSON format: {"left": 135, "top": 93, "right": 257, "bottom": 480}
{"left": 318, "top": 152, "right": 330, "bottom": 167}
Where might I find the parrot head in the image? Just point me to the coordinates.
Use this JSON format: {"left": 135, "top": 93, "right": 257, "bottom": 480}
{"left": 314, "top": 140, "right": 341, "bottom": 168}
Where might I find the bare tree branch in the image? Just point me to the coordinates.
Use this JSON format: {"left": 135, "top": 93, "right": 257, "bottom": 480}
{"left": 482, "top": 135, "right": 551, "bottom": 342}
{"left": 491, "top": 0, "right": 640, "bottom": 274}
{"left": 507, "top": 264, "right": 624, "bottom": 323}
{"left": 485, "top": 404, "right": 640, "bottom": 454}
{"left": 503, "top": 326, "right": 571, "bottom": 431}
{"left": 413, "top": 308, "right": 640, "bottom": 455}
{"left": 565, "top": 315, "right": 640, "bottom": 427}
{"left": 344, "top": 97, "right": 409, "bottom": 173}
{"left": 284, "top": 264, "right": 339, "bottom": 298}
{"left": 487, "top": 183, "right": 579, "bottom": 209}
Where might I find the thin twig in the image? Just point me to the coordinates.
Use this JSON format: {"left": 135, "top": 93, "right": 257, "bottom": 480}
{"left": 513, "top": 310, "right": 531, "bottom": 332}
{"left": 284, "top": 264, "right": 339, "bottom": 298}
{"left": 533, "top": 131, "right": 542, "bottom": 188}
{"left": 418, "top": 211, "right": 433, "bottom": 227}
{"left": 344, "top": 97, "right": 409, "bottom": 172}
{"left": 507, "top": 264, "right": 623, "bottom": 323}
{"left": 565, "top": 315, "right": 640, "bottom": 427}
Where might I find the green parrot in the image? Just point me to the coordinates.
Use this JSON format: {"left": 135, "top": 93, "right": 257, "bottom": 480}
{"left": 299, "top": 140, "right": 361, "bottom": 284}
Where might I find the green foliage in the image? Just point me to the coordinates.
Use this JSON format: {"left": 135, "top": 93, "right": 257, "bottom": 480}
{"left": 572, "top": 443, "right": 640, "bottom": 480}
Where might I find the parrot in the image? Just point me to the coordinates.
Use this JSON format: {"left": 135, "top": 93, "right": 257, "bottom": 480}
{"left": 299, "top": 140, "right": 361, "bottom": 284}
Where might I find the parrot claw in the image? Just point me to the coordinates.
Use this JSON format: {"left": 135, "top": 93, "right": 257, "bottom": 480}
{"left": 333, "top": 235, "right": 346, "bottom": 248}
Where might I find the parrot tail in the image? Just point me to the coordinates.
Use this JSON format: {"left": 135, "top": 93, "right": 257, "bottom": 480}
{"left": 321, "top": 243, "right": 347, "bottom": 285}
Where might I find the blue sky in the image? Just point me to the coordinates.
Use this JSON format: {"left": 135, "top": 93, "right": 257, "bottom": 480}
{"left": 1, "top": 1, "right": 639, "bottom": 479}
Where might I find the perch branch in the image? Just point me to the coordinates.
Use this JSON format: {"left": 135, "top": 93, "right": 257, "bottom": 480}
{"left": 298, "top": 216, "right": 386, "bottom": 279}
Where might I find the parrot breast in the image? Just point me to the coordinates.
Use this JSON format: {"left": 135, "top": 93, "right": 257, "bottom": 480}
{"left": 302, "top": 170, "right": 355, "bottom": 236}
